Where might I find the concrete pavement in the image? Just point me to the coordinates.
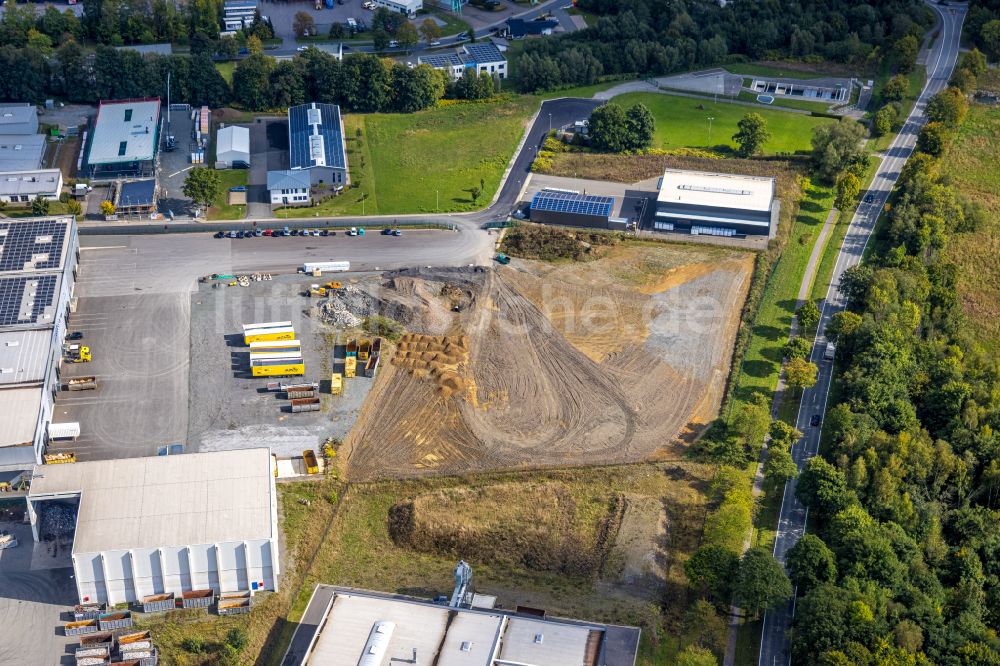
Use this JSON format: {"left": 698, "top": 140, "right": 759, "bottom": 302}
{"left": 756, "top": 3, "right": 966, "bottom": 664}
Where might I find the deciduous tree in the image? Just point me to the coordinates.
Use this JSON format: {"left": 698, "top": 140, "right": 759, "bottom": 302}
{"left": 734, "top": 547, "right": 793, "bottom": 617}
{"left": 292, "top": 11, "right": 315, "bottom": 38}
{"left": 916, "top": 121, "right": 948, "bottom": 156}
{"left": 785, "top": 534, "right": 837, "bottom": 592}
{"left": 785, "top": 357, "right": 818, "bottom": 392}
{"left": 796, "top": 300, "right": 821, "bottom": 331}
{"left": 419, "top": 18, "right": 441, "bottom": 43}
{"left": 732, "top": 112, "right": 770, "bottom": 158}
{"left": 182, "top": 167, "right": 220, "bottom": 208}
{"left": 784, "top": 336, "right": 812, "bottom": 360}
{"left": 835, "top": 171, "right": 861, "bottom": 210}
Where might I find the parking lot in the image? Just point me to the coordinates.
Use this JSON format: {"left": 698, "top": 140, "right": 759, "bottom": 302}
{"left": 262, "top": 0, "right": 374, "bottom": 40}
{"left": 158, "top": 107, "right": 197, "bottom": 216}
{"left": 248, "top": 117, "right": 290, "bottom": 218}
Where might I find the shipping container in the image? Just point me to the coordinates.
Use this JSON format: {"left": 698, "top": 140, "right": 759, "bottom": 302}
{"left": 181, "top": 589, "right": 214, "bottom": 609}
{"left": 64, "top": 619, "right": 99, "bottom": 636}
{"left": 344, "top": 356, "right": 356, "bottom": 378}
{"left": 97, "top": 611, "right": 132, "bottom": 631}
{"left": 330, "top": 373, "right": 343, "bottom": 395}
{"left": 67, "top": 376, "right": 97, "bottom": 391}
{"left": 79, "top": 631, "right": 113, "bottom": 648}
{"left": 291, "top": 397, "right": 321, "bottom": 413}
{"left": 358, "top": 339, "right": 371, "bottom": 361}
{"left": 140, "top": 592, "right": 175, "bottom": 613}
{"left": 48, "top": 422, "right": 81, "bottom": 440}
{"left": 303, "top": 449, "right": 319, "bottom": 473}
{"left": 75, "top": 645, "right": 110, "bottom": 659}
{"left": 218, "top": 599, "right": 251, "bottom": 615}
{"left": 73, "top": 603, "right": 104, "bottom": 621}
{"left": 286, "top": 388, "right": 315, "bottom": 399}
{"left": 280, "top": 382, "right": 319, "bottom": 393}
{"left": 249, "top": 351, "right": 304, "bottom": 362}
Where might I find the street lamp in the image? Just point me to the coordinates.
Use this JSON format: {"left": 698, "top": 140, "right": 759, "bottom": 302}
{"left": 548, "top": 113, "right": 552, "bottom": 133}
{"left": 707, "top": 116, "right": 715, "bottom": 144}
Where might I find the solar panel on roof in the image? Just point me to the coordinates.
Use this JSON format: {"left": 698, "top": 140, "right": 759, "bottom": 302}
{"left": 463, "top": 43, "right": 504, "bottom": 64}
{"left": 0, "top": 220, "right": 68, "bottom": 273}
{"left": 530, "top": 191, "right": 613, "bottom": 218}
{"left": 288, "top": 103, "right": 346, "bottom": 171}
{"left": 0, "top": 274, "right": 58, "bottom": 326}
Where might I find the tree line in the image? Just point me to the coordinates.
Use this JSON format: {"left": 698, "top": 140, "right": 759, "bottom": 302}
{"left": 512, "top": 0, "right": 934, "bottom": 93}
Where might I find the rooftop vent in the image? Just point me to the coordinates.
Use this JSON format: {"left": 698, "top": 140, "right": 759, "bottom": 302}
{"left": 460, "top": 642, "right": 472, "bottom": 652}
{"left": 534, "top": 633, "right": 543, "bottom": 644}
{"left": 677, "top": 184, "right": 751, "bottom": 196}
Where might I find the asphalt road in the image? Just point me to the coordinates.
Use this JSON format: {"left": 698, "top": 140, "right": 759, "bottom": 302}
{"left": 757, "top": 3, "right": 966, "bottom": 665}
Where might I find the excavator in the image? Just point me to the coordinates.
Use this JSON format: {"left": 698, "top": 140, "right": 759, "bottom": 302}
{"left": 306, "top": 281, "right": 344, "bottom": 297}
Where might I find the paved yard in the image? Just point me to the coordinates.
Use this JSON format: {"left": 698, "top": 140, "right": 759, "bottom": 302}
{"left": 159, "top": 108, "right": 197, "bottom": 216}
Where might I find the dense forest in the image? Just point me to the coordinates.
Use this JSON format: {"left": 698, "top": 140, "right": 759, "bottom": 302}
{"left": 967, "top": 0, "right": 1000, "bottom": 60}
{"left": 514, "top": 0, "right": 934, "bottom": 92}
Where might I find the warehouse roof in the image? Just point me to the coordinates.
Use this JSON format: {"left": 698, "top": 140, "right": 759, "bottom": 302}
{"left": 463, "top": 42, "right": 505, "bottom": 65}
{"left": 0, "top": 218, "right": 73, "bottom": 274}
{"left": 297, "top": 587, "right": 641, "bottom": 666}
{"left": 88, "top": 98, "right": 160, "bottom": 165}
{"left": 0, "top": 386, "right": 41, "bottom": 448}
{"left": 267, "top": 169, "right": 311, "bottom": 191}
{"left": 0, "top": 105, "right": 38, "bottom": 133}
{"left": 0, "top": 134, "right": 45, "bottom": 172}
{"left": 530, "top": 190, "right": 614, "bottom": 218}
{"left": 656, "top": 168, "right": 774, "bottom": 212}
{"left": 418, "top": 52, "right": 467, "bottom": 68}
{"left": 0, "top": 169, "right": 63, "bottom": 199}
{"left": 217, "top": 125, "right": 250, "bottom": 157}
{"left": 28, "top": 448, "right": 275, "bottom": 554}
{"left": 0, "top": 329, "right": 51, "bottom": 386}
{"left": 117, "top": 179, "right": 156, "bottom": 207}
{"left": 288, "top": 103, "right": 346, "bottom": 171}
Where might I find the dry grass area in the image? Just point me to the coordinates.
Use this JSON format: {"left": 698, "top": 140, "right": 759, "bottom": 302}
{"left": 291, "top": 462, "right": 714, "bottom": 660}
{"left": 339, "top": 243, "right": 753, "bottom": 480}
{"left": 941, "top": 104, "right": 1000, "bottom": 351}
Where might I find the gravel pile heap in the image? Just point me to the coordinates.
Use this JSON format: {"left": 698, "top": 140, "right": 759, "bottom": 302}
{"left": 318, "top": 286, "right": 377, "bottom": 328}
{"left": 38, "top": 502, "right": 76, "bottom": 540}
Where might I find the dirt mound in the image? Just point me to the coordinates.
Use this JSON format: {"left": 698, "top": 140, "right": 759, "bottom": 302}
{"left": 388, "top": 482, "right": 625, "bottom": 577}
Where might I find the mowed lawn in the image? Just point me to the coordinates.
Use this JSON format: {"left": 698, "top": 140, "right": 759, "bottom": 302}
{"left": 941, "top": 103, "right": 1000, "bottom": 352}
{"left": 361, "top": 96, "right": 538, "bottom": 213}
{"left": 610, "top": 92, "right": 833, "bottom": 155}
{"left": 208, "top": 169, "right": 249, "bottom": 220}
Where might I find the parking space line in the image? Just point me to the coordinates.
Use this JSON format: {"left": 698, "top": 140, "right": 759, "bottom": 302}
{"left": 168, "top": 166, "right": 194, "bottom": 178}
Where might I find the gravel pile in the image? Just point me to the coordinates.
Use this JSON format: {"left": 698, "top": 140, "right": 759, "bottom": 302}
{"left": 38, "top": 503, "right": 76, "bottom": 540}
{"left": 318, "top": 285, "right": 375, "bottom": 328}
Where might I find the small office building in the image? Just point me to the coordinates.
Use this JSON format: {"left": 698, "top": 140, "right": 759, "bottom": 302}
{"left": 223, "top": 0, "right": 257, "bottom": 30}
{"left": 0, "top": 104, "right": 39, "bottom": 135}
{"left": 0, "top": 169, "right": 63, "bottom": 204}
{"left": 267, "top": 169, "right": 312, "bottom": 207}
{"left": 112, "top": 179, "right": 157, "bottom": 216}
{"left": 216, "top": 125, "right": 250, "bottom": 168}
{"left": 372, "top": 0, "right": 421, "bottom": 17}
{"left": 653, "top": 168, "right": 779, "bottom": 237}
{"left": 529, "top": 190, "right": 626, "bottom": 231}
{"left": 26, "top": 448, "right": 280, "bottom": 605}
{"left": 287, "top": 102, "right": 349, "bottom": 187}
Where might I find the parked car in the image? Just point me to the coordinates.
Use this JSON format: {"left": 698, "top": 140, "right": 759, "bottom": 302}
{"left": 381, "top": 227, "right": 393, "bottom": 235}
{"left": 810, "top": 414, "right": 822, "bottom": 427}
{"left": 429, "top": 40, "right": 441, "bottom": 46}
{"left": 297, "top": 46, "right": 308, "bottom": 52}
{"left": 236, "top": 230, "right": 245, "bottom": 238}
{"left": 320, "top": 229, "right": 329, "bottom": 236}
{"left": 214, "top": 231, "right": 226, "bottom": 238}
{"left": 290, "top": 229, "right": 299, "bottom": 236}
{"left": 263, "top": 229, "right": 273, "bottom": 236}
{"left": 388, "top": 40, "right": 399, "bottom": 48}
{"left": 228, "top": 230, "right": 238, "bottom": 238}
{"left": 864, "top": 193, "right": 875, "bottom": 203}
{"left": 66, "top": 331, "right": 83, "bottom": 341}
{"left": 392, "top": 229, "right": 402, "bottom": 236}
{"left": 348, "top": 227, "right": 358, "bottom": 236}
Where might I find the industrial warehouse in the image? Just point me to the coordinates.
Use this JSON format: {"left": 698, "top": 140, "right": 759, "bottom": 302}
{"left": 287, "top": 102, "right": 349, "bottom": 186}
{"left": 528, "top": 189, "right": 629, "bottom": 231}
{"left": 85, "top": 97, "right": 161, "bottom": 182}
{"left": 25, "top": 448, "right": 280, "bottom": 606}
{"left": 287, "top": 584, "right": 641, "bottom": 666}
{"left": 653, "top": 168, "right": 779, "bottom": 237}
{"left": 0, "top": 217, "right": 78, "bottom": 470}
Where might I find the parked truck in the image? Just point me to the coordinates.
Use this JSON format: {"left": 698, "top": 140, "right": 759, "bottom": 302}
{"left": 64, "top": 344, "right": 91, "bottom": 363}
{"left": 66, "top": 376, "right": 97, "bottom": 391}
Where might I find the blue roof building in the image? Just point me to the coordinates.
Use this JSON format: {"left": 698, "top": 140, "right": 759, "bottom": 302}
{"left": 528, "top": 190, "right": 626, "bottom": 230}
{"left": 287, "top": 103, "right": 349, "bottom": 187}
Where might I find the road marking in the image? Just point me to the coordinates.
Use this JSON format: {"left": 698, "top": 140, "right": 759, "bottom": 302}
{"left": 167, "top": 166, "right": 193, "bottom": 178}
{"left": 80, "top": 246, "right": 127, "bottom": 252}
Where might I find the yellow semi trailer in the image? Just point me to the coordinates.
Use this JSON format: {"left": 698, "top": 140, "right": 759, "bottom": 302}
{"left": 251, "top": 357, "right": 305, "bottom": 377}
{"left": 244, "top": 326, "right": 296, "bottom": 345}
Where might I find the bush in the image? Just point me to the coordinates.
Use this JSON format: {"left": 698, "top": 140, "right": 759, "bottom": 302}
{"left": 364, "top": 315, "right": 404, "bottom": 342}
{"left": 500, "top": 225, "right": 620, "bottom": 261}
{"left": 225, "top": 628, "right": 248, "bottom": 651}
{"left": 181, "top": 637, "right": 206, "bottom": 654}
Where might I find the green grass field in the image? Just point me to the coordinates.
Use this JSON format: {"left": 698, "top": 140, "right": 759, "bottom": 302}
{"left": 609, "top": 92, "right": 833, "bottom": 155}
{"left": 725, "top": 63, "right": 845, "bottom": 80}
{"left": 215, "top": 61, "right": 235, "bottom": 84}
{"left": 941, "top": 104, "right": 1000, "bottom": 352}
{"left": 208, "top": 169, "right": 249, "bottom": 220}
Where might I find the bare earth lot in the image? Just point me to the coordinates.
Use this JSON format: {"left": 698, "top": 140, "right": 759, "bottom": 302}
{"left": 341, "top": 242, "right": 753, "bottom": 480}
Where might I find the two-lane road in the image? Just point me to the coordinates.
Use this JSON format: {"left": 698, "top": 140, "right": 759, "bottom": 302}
{"left": 757, "top": 3, "right": 967, "bottom": 665}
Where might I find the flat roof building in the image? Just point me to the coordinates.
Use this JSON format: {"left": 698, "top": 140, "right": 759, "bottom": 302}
{"left": 372, "top": 0, "right": 421, "bottom": 18}
{"left": 0, "top": 217, "right": 78, "bottom": 469}
{"left": 0, "top": 104, "right": 39, "bottom": 135}
{"left": 286, "top": 586, "right": 640, "bottom": 666}
{"left": 0, "top": 169, "right": 63, "bottom": 204}
{"left": 86, "top": 98, "right": 161, "bottom": 182}
{"left": 288, "top": 102, "right": 349, "bottom": 187}
{"left": 113, "top": 178, "right": 157, "bottom": 216}
{"left": 653, "top": 168, "right": 779, "bottom": 237}
{"left": 267, "top": 169, "right": 312, "bottom": 207}
{"left": 216, "top": 125, "right": 250, "bottom": 168}
{"left": 26, "top": 448, "right": 280, "bottom": 605}
{"left": 0, "top": 134, "right": 45, "bottom": 172}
